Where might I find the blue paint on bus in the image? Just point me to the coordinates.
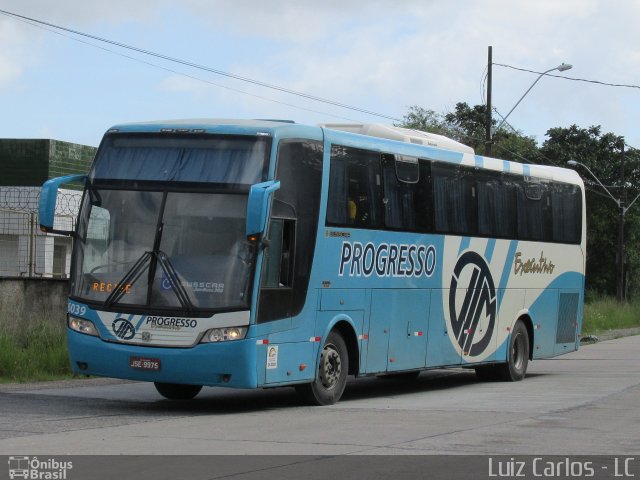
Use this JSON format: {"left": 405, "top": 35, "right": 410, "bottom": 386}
{"left": 43, "top": 119, "right": 585, "bottom": 404}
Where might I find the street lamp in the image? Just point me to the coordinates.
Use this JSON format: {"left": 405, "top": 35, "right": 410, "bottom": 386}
{"left": 568, "top": 159, "right": 640, "bottom": 301}
{"left": 493, "top": 63, "right": 573, "bottom": 135}
{"left": 484, "top": 54, "right": 572, "bottom": 156}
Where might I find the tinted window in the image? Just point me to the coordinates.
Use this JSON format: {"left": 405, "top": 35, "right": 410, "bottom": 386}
{"left": 477, "top": 172, "right": 517, "bottom": 238}
{"left": 382, "top": 155, "right": 432, "bottom": 232}
{"left": 551, "top": 183, "right": 582, "bottom": 243}
{"left": 516, "top": 180, "right": 552, "bottom": 241}
{"left": 432, "top": 163, "right": 477, "bottom": 235}
{"left": 326, "top": 145, "right": 581, "bottom": 244}
{"left": 327, "top": 146, "right": 383, "bottom": 229}
{"left": 258, "top": 140, "right": 323, "bottom": 323}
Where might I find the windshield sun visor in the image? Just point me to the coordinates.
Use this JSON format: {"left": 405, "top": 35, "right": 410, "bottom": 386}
{"left": 91, "top": 134, "right": 270, "bottom": 186}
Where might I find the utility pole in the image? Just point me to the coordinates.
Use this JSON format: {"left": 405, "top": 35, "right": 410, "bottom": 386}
{"left": 570, "top": 154, "right": 640, "bottom": 303}
{"left": 618, "top": 143, "right": 626, "bottom": 301}
{"left": 485, "top": 46, "right": 493, "bottom": 157}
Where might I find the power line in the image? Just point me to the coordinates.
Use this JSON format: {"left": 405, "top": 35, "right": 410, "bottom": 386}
{"left": 0, "top": 8, "right": 402, "bottom": 122}
{"left": 5, "top": 8, "right": 638, "bottom": 163}
{"left": 480, "top": 65, "right": 488, "bottom": 105}
{"left": 4, "top": 13, "right": 359, "bottom": 123}
{"left": 494, "top": 63, "right": 640, "bottom": 90}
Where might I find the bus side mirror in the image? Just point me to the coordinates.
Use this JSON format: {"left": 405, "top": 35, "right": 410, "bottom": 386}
{"left": 39, "top": 174, "right": 87, "bottom": 235}
{"left": 246, "top": 180, "right": 281, "bottom": 237}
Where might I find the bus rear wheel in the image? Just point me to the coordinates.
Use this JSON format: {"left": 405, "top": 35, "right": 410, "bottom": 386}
{"left": 295, "top": 331, "right": 348, "bottom": 406}
{"left": 475, "top": 320, "right": 530, "bottom": 382}
{"left": 154, "top": 382, "right": 203, "bottom": 400}
{"left": 503, "top": 320, "right": 530, "bottom": 381}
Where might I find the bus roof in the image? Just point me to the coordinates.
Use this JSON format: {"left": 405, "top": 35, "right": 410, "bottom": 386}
{"left": 320, "top": 123, "right": 475, "bottom": 154}
{"left": 104, "top": 119, "right": 582, "bottom": 187}
{"left": 106, "top": 118, "right": 321, "bottom": 138}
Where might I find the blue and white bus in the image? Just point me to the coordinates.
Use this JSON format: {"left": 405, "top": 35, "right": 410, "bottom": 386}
{"left": 40, "top": 119, "right": 585, "bottom": 405}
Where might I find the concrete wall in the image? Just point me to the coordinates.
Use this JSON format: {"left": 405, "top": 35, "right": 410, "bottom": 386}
{"left": 0, "top": 278, "right": 68, "bottom": 335}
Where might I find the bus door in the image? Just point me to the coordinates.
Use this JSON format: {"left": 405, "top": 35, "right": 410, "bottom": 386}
{"left": 366, "top": 289, "right": 430, "bottom": 373}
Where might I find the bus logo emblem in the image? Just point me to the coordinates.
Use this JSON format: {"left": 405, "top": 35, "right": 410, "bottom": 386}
{"left": 449, "top": 251, "right": 496, "bottom": 357}
{"left": 112, "top": 318, "right": 136, "bottom": 340}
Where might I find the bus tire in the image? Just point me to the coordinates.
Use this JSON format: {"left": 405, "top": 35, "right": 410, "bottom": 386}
{"left": 295, "top": 331, "right": 348, "bottom": 406}
{"left": 500, "top": 320, "right": 530, "bottom": 381}
{"left": 154, "top": 382, "right": 203, "bottom": 400}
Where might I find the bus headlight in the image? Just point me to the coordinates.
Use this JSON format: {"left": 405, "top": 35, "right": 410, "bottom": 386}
{"left": 201, "top": 327, "right": 247, "bottom": 343}
{"left": 68, "top": 315, "right": 99, "bottom": 337}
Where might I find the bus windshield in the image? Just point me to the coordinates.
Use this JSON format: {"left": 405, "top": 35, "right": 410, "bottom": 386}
{"left": 70, "top": 134, "right": 270, "bottom": 313}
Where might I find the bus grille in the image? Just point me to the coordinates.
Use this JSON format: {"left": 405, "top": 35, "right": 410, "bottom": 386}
{"left": 556, "top": 293, "right": 579, "bottom": 344}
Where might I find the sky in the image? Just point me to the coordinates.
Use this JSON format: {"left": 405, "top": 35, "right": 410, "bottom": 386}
{"left": 1, "top": 0, "right": 639, "bottom": 154}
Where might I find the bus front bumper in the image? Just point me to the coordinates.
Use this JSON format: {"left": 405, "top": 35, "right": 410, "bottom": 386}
{"left": 67, "top": 329, "right": 258, "bottom": 388}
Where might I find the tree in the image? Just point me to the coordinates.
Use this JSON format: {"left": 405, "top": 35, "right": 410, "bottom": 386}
{"left": 493, "top": 132, "right": 543, "bottom": 165}
{"left": 396, "top": 106, "right": 445, "bottom": 133}
{"left": 442, "top": 102, "right": 487, "bottom": 150}
{"left": 399, "top": 104, "right": 640, "bottom": 299}
{"left": 398, "top": 102, "right": 542, "bottom": 163}
{"left": 542, "top": 125, "right": 640, "bottom": 297}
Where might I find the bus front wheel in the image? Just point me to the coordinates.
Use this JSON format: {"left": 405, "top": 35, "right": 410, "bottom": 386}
{"left": 154, "top": 382, "right": 203, "bottom": 400}
{"left": 295, "top": 331, "right": 348, "bottom": 406}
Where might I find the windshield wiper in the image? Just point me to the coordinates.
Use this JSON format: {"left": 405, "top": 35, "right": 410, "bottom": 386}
{"left": 104, "top": 251, "right": 153, "bottom": 309}
{"left": 155, "top": 251, "right": 195, "bottom": 314}
{"left": 104, "top": 250, "right": 195, "bottom": 314}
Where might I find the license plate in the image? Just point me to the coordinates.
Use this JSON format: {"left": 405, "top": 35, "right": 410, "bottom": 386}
{"left": 130, "top": 356, "right": 161, "bottom": 371}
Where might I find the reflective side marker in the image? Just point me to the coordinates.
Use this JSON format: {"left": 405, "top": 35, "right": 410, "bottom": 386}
{"left": 256, "top": 339, "right": 269, "bottom": 345}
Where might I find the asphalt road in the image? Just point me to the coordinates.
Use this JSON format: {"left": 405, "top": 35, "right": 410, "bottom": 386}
{"left": 0, "top": 334, "right": 638, "bottom": 461}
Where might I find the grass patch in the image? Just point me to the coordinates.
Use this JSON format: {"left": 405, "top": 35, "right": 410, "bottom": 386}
{"left": 583, "top": 296, "right": 640, "bottom": 335}
{"left": 0, "top": 321, "right": 73, "bottom": 383}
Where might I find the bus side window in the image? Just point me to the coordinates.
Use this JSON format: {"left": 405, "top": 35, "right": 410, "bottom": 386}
{"left": 327, "top": 145, "right": 383, "bottom": 229}
{"left": 477, "top": 173, "right": 517, "bottom": 238}
{"left": 262, "top": 218, "right": 295, "bottom": 288}
{"left": 383, "top": 156, "right": 410, "bottom": 230}
{"left": 550, "top": 183, "right": 582, "bottom": 244}
{"left": 381, "top": 154, "right": 432, "bottom": 233}
{"left": 432, "top": 163, "right": 477, "bottom": 235}
{"left": 516, "top": 180, "right": 552, "bottom": 241}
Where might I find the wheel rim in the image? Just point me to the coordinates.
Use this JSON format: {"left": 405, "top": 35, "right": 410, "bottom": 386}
{"left": 319, "top": 343, "right": 342, "bottom": 390}
{"left": 512, "top": 332, "right": 526, "bottom": 371}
